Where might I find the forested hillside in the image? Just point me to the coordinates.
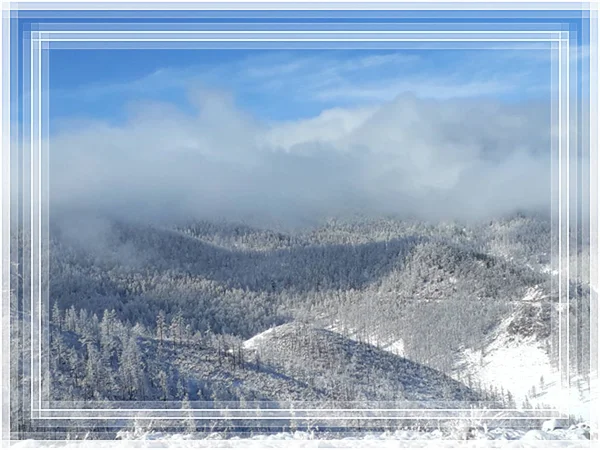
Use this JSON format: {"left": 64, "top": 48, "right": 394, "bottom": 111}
{"left": 9, "top": 212, "right": 592, "bottom": 437}
{"left": 47, "top": 214, "right": 554, "bottom": 338}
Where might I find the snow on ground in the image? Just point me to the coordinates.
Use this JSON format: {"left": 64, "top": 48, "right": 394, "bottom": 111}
{"left": 327, "top": 302, "right": 590, "bottom": 422}
{"left": 458, "top": 331, "right": 555, "bottom": 408}
{"left": 521, "top": 286, "right": 546, "bottom": 302}
{"left": 381, "top": 338, "right": 406, "bottom": 357}
{"left": 540, "top": 265, "right": 559, "bottom": 276}
{"left": 325, "top": 302, "right": 588, "bottom": 422}
{"left": 9, "top": 428, "right": 593, "bottom": 448}
{"left": 243, "top": 327, "right": 277, "bottom": 350}
{"left": 454, "top": 314, "right": 590, "bottom": 423}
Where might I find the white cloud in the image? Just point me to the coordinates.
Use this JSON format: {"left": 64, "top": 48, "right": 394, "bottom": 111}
{"left": 48, "top": 88, "right": 555, "bottom": 227}
{"left": 315, "top": 79, "right": 517, "bottom": 103}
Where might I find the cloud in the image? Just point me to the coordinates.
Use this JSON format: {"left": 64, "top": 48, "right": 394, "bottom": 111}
{"left": 314, "top": 79, "right": 518, "bottom": 103}
{"left": 48, "top": 87, "right": 556, "bottom": 228}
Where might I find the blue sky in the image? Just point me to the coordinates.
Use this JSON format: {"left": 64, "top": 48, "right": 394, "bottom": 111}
{"left": 44, "top": 45, "right": 560, "bottom": 225}
{"left": 48, "top": 46, "right": 553, "bottom": 127}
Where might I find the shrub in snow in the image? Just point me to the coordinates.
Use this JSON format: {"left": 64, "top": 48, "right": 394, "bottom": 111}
{"left": 570, "top": 423, "right": 591, "bottom": 440}
{"left": 541, "top": 418, "right": 569, "bottom": 431}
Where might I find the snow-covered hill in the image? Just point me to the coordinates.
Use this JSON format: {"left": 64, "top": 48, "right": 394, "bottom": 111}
{"left": 452, "top": 308, "right": 591, "bottom": 423}
{"left": 243, "top": 322, "right": 481, "bottom": 403}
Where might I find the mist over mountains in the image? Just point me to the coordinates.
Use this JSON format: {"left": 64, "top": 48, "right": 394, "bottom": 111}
{"left": 29, "top": 211, "right": 588, "bottom": 414}
{"left": 49, "top": 91, "right": 555, "bottom": 227}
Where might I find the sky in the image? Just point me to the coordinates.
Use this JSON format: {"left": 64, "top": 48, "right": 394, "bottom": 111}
{"left": 47, "top": 46, "right": 558, "bottom": 227}
{"left": 49, "top": 47, "right": 553, "bottom": 124}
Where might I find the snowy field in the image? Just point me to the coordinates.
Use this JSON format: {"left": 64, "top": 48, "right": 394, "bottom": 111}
{"left": 9, "top": 427, "right": 594, "bottom": 448}
{"left": 12, "top": 424, "right": 597, "bottom": 448}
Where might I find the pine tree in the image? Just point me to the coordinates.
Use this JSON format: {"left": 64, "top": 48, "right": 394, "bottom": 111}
{"left": 158, "top": 369, "right": 169, "bottom": 401}
{"left": 181, "top": 394, "right": 196, "bottom": 434}
{"left": 156, "top": 310, "right": 167, "bottom": 347}
{"left": 170, "top": 311, "right": 184, "bottom": 346}
{"left": 176, "top": 376, "right": 187, "bottom": 400}
{"left": 184, "top": 324, "right": 192, "bottom": 346}
{"left": 83, "top": 344, "right": 102, "bottom": 399}
{"left": 50, "top": 330, "right": 65, "bottom": 374}
{"left": 530, "top": 385, "right": 537, "bottom": 398}
{"left": 66, "top": 346, "right": 83, "bottom": 387}
{"left": 51, "top": 302, "right": 62, "bottom": 331}
{"left": 132, "top": 322, "right": 146, "bottom": 337}
{"left": 100, "top": 309, "right": 117, "bottom": 339}
{"left": 119, "top": 335, "right": 144, "bottom": 400}
{"left": 100, "top": 309, "right": 118, "bottom": 366}
{"left": 78, "top": 309, "right": 90, "bottom": 335}
{"left": 65, "top": 305, "right": 78, "bottom": 332}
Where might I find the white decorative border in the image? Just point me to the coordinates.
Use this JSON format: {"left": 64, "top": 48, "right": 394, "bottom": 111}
{"left": 1, "top": 0, "right": 598, "bottom": 444}
{"left": 30, "top": 27, "right": 570, "bottom": 421}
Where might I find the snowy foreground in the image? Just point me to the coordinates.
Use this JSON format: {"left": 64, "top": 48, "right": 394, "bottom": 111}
{"left": 10, "top": 428, "right": 594, "bottom": 448}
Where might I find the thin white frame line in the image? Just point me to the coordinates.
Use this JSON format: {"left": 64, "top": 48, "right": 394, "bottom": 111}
{"left": 33, "top": 34, "right": 570, "bottom": 416}
{"left": 0, "top": 2, "right": 11, "bottom": 442}
{"left": 34, "top": 416, "right": 568, "bottom": 419}
{"left": 592, "top": 0, "right": 600, "bottom": 438}
{"left": 38, "top": 30, "right": 563, "bottom": 34}
{"left": 29, "top": 31, "right": 35, "bottom": 416}
{"left": 42, "top": 38, "right": 51, "bottom": 411}
{"left": 38, "top": 36, "right": 43, "bottom": 414}
{"left": 34, "top": 417, "right": 568, "bottom": 420}
{"left": 564, "top": 33, "right": 572, "bottom": 413}
{"left": 28, "top": 32, "right": 36, "bottom": 415}
{"left": 31, "top": 33, "right": 39, "bottom": 415}
{"left": 41, "top": 38, "right": 561, "bottom": 42}
{"left": 558, "top": 37, "right": 562, "bottom": 400}
{"left": 37, "top": 408, "right": 563, "bottom": 412}
{"left": 7, "top": 2, "right": 596, "bottom": 12}
{"left": 30, "top": 29, "right": 572, "bottom": 419}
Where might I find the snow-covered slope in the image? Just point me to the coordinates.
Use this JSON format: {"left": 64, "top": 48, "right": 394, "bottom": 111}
{"left": 243, "top": 326, "right": 277, "bottom": 350}
{"left": 244, "top": 322, "right": 481, "bottom": 403}
{"left": 453, "top": 309, "right": 591, "bottom": 422}
{"left": 456, "top": 329, "right": 554, "bottom": 409}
